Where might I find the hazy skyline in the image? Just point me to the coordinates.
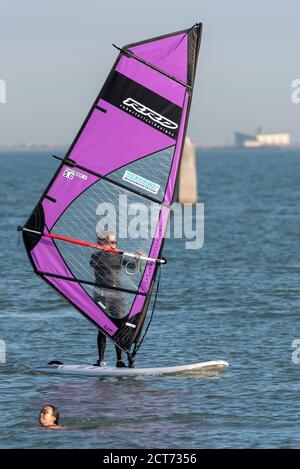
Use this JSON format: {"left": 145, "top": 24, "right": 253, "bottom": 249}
{"left": 0, "top": 0, "right": 299, "bottom": 145}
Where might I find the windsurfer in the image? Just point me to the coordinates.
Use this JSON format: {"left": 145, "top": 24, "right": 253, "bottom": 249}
{"left": 90, "top": 231, "right": 127, "bottom": 368}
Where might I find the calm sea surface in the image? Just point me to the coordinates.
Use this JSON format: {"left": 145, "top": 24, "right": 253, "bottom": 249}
{"left": 1, "top": 147, "right": 300, "bottom": 448}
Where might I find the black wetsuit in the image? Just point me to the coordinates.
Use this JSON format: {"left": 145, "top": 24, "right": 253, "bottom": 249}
{"left": 90, "top": 250, "right": 124, "bottom": 363}
{"left": 90, "top": 250, "right": 121, "bottom": 289}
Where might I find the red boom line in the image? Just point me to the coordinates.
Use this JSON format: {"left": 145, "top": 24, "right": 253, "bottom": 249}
{"left": 45, "top": 232, "right": 122, "bottom": 254}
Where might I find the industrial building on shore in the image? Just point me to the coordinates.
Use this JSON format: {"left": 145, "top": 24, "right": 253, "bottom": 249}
{"left": 235, "top": 130, "right": 291, "bottom": 148}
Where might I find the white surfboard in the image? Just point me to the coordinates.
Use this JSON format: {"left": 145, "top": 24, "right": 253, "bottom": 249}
{"left": 35, "top": 360, "right": 229, "bottom": 377}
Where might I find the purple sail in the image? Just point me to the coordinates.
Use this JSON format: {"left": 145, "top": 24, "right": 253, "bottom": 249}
{"left": 22, "top": 24, "right": 202, "bottom": 352}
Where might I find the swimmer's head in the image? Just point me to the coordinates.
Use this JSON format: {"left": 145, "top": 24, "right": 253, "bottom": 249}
{"left": 39, "top": 404, "right": 60, "bottom": 427}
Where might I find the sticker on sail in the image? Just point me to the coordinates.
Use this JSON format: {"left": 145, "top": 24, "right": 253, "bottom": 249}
{"left": 122, "top": 170, "right": 160, "bottom": 195}
{"left": 63, "top": 169, "right": 88, "bottom": 181}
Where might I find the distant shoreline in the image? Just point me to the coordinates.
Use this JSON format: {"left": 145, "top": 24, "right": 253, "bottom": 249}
{"left": 1, "top": 144, "right": 300, "bottom": 151}
{"left": 196, "top": 144, "right": 300, "bottom": 150}
{"left": 0, "top": 144, "right": 66, "bottom": 150}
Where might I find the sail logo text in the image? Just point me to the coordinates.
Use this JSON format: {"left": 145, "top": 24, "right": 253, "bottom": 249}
{"left": 123, "top": 170, "right": 160, "bottom": 195}
{"left": 122, "top": 98, "right": 178, "bottom": 130}
{"left": 63, "top": 169, "right": 88, "bottom": 181}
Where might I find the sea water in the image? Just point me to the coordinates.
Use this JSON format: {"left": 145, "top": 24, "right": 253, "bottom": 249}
{"left": 1, "top": 147, "right": 300, "bottom": 448}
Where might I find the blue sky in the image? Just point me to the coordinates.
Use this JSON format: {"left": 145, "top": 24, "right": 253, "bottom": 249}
{"left": 0, "top": 0, "right": 299, "bottom": 145}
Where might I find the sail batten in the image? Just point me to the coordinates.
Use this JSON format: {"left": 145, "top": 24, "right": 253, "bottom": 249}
{"left": 35, "top": 271, "right": 148, "bottom": 296}
{"left": 21, "top": 24, "right": 202, "bottom": 353}
{"left": 113, "top": 45, "right": 192, "bottom": 90}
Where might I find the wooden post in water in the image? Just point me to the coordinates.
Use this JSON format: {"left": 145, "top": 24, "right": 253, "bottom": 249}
{"left": 178, "top": 137, "right": 198, "bottom": 204}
